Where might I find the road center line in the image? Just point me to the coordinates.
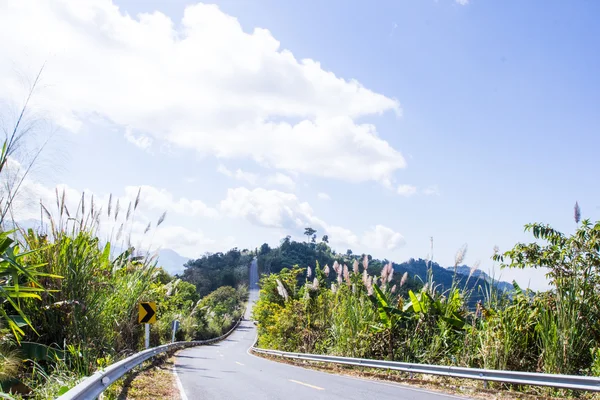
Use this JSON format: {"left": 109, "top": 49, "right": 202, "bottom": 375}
{"left": 289, "top": 379, "right": 324, "bottom": 390}
{"left": 235, "top": 361, "right": 244, "bottom": 366}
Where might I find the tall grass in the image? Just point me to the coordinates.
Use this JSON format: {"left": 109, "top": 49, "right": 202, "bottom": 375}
{"left": 19, "top": 191, "right": 160, "bottom": 376}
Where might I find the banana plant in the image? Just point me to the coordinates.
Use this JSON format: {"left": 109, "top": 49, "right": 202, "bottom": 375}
{"left": 0, "top": 231, "right": 60, "bottom": 341}
{"left": 368, "top": 284, "right": 408, "bottom": 360}
{"left": 404, "top": 288, "right": 467, "bottom": 331}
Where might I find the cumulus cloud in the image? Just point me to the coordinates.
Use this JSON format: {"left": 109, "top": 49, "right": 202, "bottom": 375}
{"left": 219, "top": 187, "right": 306, "bottom": 228}
{"left": 362, "top": 225, "right": 405, "bottom": 250}
{"left": 397, "top": 184, "right": 417, "bottom": 197}
{"left": 317, "top": 192, "right": 331, "bottom": 200}
{"left": 423, "top": 185, "right": 440, "bottom": 196}
{"left": 219, "top": 187, "right": 404, "bottom": 252}
{"left": 124, "top": 185, "right": 219, "bottom": 218}
{"left": 217, "top": 164, "right": 259, "bottom": 186}
{"left": 266, "top": 172, "right": 295, "bottom": 190}
{"left": 456, "top": 0, "right": 469, "bottom": 5}
{"left": 0, "top": 0, "right": 405, "bottom": 185}
{"left": 124, "top": 127, "right": 153, "bottom": 150}
{"left": 218, "top": 165, "right": 294, "bottom": 190}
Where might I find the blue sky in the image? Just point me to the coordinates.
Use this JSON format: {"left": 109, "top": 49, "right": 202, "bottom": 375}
{"left": 1, "top": 0, "right": 599, "bottom": 290}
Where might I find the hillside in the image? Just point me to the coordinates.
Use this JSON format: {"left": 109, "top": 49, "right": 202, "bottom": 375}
{"left": 256, "top": 237, "right": 514, "bottom": 303}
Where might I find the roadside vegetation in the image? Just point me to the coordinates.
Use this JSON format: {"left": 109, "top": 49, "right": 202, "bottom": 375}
{"left": 0, "top": 94, "right": 249, "bottom": 398}
{"left": 253, "top": 212, "right": 600, "bottom": 397}
{"left": 0, "top": 193, "right": 248, "bottom": 399}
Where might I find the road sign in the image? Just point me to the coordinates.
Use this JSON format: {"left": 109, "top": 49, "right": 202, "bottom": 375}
{"left": 138, "top": 302, "right": 156, "bottom": 324}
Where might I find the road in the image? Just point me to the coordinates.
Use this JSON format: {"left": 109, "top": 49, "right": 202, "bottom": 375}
{"left": 175, "top": 259, "right": 467, "bottom": 400}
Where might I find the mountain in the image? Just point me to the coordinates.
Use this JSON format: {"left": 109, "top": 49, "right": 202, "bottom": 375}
{"left": 392, "top": 258, "right": 514, "bottom": 305}
{"left": 449, "top": 265, "right": 514, "bottom": 293}
{"left": 156, "top": 248, "right": 190, "bottom": 275}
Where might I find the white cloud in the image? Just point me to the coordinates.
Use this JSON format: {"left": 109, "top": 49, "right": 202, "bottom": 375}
{"left": 217, "top": 164, "right": 233, "bottom": 177}
{"left": 234, "top": 170, "right": 259, "bottom": 186}
{"left": 124, "top": 127, "right": 153, "bottom": 150}
{"left": 362, "top": 224, "right": 405, "bottom": 250}
{"left": 219, "top": 187, "right": 305, "bottom": 228}
{"left": 9, "top": 176, "right": 224, "bottom": 257}
{"left": 149, "top": 225, "right": 234, "bottom": 258}
{"left": 317, "top": 192, "right": 331, "bottom": 200}
{"left": 423, "top": 185, "right": 440, "bottom": 196}
{"left": 219, "top": 165, "right": 293, "bottom": 189}
{"left": 217, "top": 164, "right": 260, "bottom": 186}
{"left": 266, "top": 172, "right": 295, "bottom": 190}
{"left": 0, "top": 0, "right": 404, "bottom": 185}
{"left": 456, "top": 0, "right": 469, "bottom": 5}
{"left": 397, "top": 184, "right": 417, "bottom": 197}
{"left": 126, "top": 185, "right": 219, "bottom": 218}
{"left": 219, "top": 186, "right": 404, "bottom": 252}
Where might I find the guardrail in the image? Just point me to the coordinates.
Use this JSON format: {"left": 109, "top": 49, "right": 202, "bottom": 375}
{"left": 251, "top": 346, "right": 600, "bottom": 392}
{"left": 57, "top": 317, "right": 243, "bottom": 400}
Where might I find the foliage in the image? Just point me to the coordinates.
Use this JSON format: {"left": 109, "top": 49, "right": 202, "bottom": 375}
{"left": 254, "top": 220, "right": 600, "bottom": 387}
{"left": 181, "top": 249, "right": 252, "bottom": 297}
{"left": 495, "top": 220, "right": 600, "bottom": 374}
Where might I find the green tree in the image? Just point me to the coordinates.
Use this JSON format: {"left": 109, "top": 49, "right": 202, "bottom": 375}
{"left": 495, "top": 220, "right": 600, "bottom": 374}
{"left": 304, "top": 227, "right": 316, "bottom": 242}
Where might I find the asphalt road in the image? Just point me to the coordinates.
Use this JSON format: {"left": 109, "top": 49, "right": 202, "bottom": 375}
{"left": 175, "top": 259, "right": 467, "bottom": 400}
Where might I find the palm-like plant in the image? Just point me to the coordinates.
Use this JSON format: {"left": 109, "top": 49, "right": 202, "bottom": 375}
{"left": 0, "top": 231, "right": 58, "bottom": 342}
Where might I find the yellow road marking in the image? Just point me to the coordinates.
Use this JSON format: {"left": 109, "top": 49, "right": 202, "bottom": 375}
{"left": 289, "top": 379, "right": 324, "bottom": 390}
{"left": 235, "top": 361, "right": 244, "bottom": 366}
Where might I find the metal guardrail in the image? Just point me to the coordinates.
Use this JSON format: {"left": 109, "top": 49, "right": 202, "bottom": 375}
{"left": 57, "top": 317, "right": 243, "bottom": 400}
{"left": 251, "top": 347, "right": 600, "bottom": 392}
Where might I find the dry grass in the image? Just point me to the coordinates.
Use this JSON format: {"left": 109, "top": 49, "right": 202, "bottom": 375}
{"left": 252, "top": 351, "right": 600, "bottom": 400}
{"left": 104, "top": 355, "right": 179, "bottom": 400}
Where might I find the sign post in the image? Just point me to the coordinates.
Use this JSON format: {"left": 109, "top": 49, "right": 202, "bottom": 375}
{"left": 138, "top": 302, "right": 157, "bottom": 349}
{"left": 145, "top": 323, "right": 150, "bottom": 349}
{"left": 171, "top": 320, "right": 180, "bottom": 343}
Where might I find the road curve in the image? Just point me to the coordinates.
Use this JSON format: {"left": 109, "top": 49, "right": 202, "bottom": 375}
{"left": 175, "top": 259, "right": 468, "bottom": 400}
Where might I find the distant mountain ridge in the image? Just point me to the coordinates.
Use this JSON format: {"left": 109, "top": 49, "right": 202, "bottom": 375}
{"left": 392, "top": 258, "right": 514, "bottom": 303}
{"left": 448, "top": 265, "right": 514, "bottom": 293}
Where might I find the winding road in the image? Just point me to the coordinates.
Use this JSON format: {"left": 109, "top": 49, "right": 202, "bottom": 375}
{"left": 174, "top": 259, "right": 466, "bottom": 399}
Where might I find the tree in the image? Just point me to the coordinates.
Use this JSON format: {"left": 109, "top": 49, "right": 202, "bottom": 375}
{"left": 322, "top": 235, "right": 329, "bottom": 243}
{"left": 259, "top": 243, "right": 271, "bottom": 255}
{"left": 304, "top": 227, "right": 316, "bottom": 242}
{"left": 311, "top": 234, "right": 316, "bottom": 243}
{"left": 346, "top": 249, "right": 353, "bottom": 257}
{"left": 496, "top": 220, "right": 600, "bottom": 373}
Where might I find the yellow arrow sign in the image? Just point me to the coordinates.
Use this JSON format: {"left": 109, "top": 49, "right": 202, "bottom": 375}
{"left": 138, "top": 302, "right": 156, "bottom": 324}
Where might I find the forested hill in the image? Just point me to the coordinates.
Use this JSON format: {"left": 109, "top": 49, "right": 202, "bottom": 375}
{"left": 181, "top": 248, "right": 254, "bottom": 297}
{"left": 176, "top": 235, "right": 513, "bottom": 302}
{"left": 256, "top": 236, "right": 514, "bottom": 300}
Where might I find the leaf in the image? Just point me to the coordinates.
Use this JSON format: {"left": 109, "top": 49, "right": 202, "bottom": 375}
{"left": 408, "top": 290, "right": 422, "bottom": 313}
{"left": 101, "top": 242, "right": 111, "bottom": 266}
{"left": 371, "top": 285, "right": 391, "bottom": 328}
{"left": 20, "top": 342, "right": 65, "bottom": 362}
{"left": 384, "top": 306, "right": 406, "bottom": 318}
{"left": 7, "top": 315, "right": 27, "bottom": 328}
{"left": 57, "top": 386, "right": 70, "bottom": 396}
{"left": 442, "top": 315, "right": 466, "bottom": 330}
